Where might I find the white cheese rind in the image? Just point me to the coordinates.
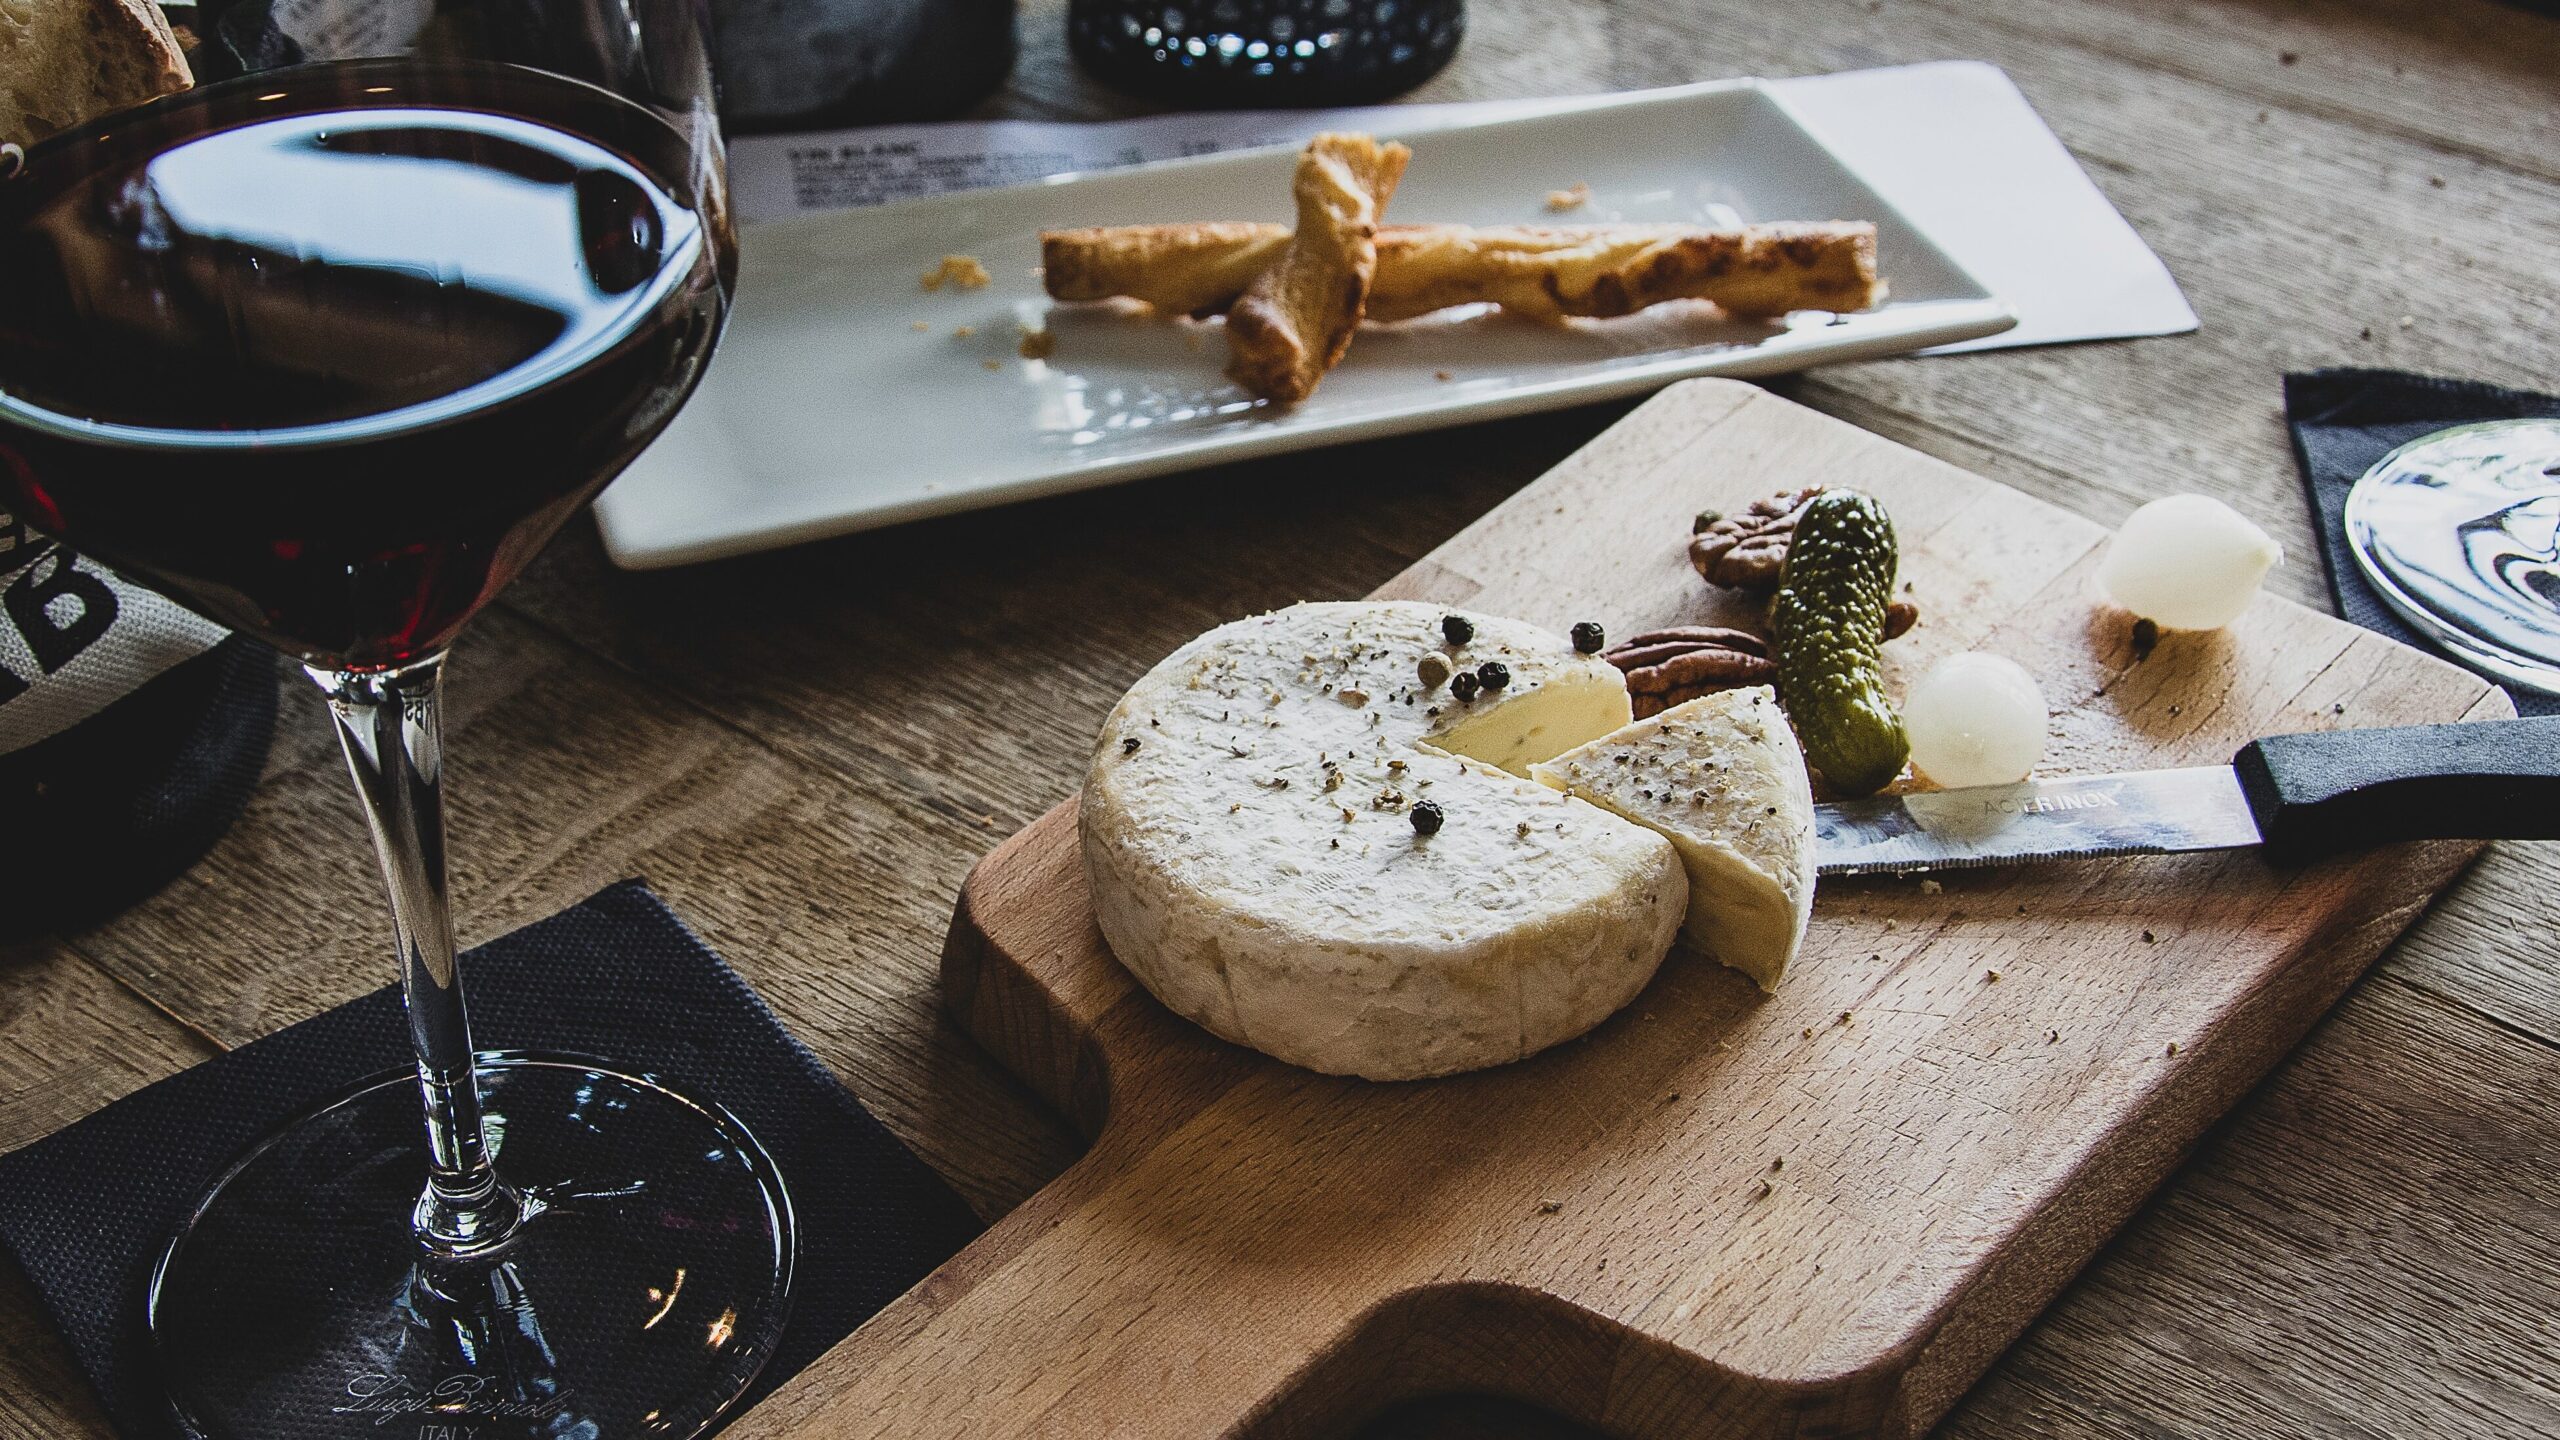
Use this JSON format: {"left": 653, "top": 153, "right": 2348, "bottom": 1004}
{"left": 1080, "top": 601, "right": 1685, "bottom": 1080}
{"left": 1531, "top": 687, "right": 1817, "bottom": 991}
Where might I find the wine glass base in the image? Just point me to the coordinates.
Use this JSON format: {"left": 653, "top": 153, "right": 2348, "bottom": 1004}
{"left": 2346, "top": 418, "right": 2560, "bottom": 699}
{"left": 147, "top": 1052, "right": 794, "bottom": 1440}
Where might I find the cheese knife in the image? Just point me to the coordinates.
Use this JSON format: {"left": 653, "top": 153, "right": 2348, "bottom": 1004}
{"left": 1814, "top": 715, "right": 2560, "bottom": 876}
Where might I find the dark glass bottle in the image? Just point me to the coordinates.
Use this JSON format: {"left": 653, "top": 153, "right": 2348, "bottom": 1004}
{"left": 1069, "top": 0, "right": 1463, "bottom": 107}
{"left": 0, "top": 517, "right": 276, "bottom": 937}
{"left": 183, "top": 0, "right": 1020, "bottom": 133}
{"left": 712, "top": 0, "right": 1019, "bottom": 134}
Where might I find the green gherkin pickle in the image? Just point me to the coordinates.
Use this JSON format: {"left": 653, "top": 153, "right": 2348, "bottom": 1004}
{"left": 1770, "top": 489, "right": 1909, "bottom": 796}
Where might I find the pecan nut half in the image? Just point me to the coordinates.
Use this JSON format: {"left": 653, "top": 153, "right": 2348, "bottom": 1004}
{"left": 1603, "top": 626, "right": 1778, "bottom": 719}
{"left": 1690, "top": 486, "right": 1825, "bottom": 590}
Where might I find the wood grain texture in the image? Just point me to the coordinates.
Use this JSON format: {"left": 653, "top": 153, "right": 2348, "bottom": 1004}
{"left": 0, "top": 939, "right": 214, "bottom": 1440}
{"left": 730, "top": 382, "right": 2507, "bottom": 1439}
{"left": 3, "top": 2, "right": 2556, "bottom": 1436}
{"left": 57, "top": 611, "right": 1079, "bottom": 1220}
{"left": 1351, "top": 971, "right": 2560, "bottom": 1440}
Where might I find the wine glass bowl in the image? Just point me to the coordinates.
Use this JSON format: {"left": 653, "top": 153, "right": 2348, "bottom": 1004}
{"left": 0, "top": 7, "right": 792, "bottom": 1437}
{"left": 0, "top": 57, "right": 727, "bottom": 671}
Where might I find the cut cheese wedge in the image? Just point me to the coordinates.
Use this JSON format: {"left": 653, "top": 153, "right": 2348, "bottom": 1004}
{"left": 1079, "top": 601, "right": 1686, "bottom": 1080}
{"left": 1532, "top": 687, "right": 1817, "bottom": 991}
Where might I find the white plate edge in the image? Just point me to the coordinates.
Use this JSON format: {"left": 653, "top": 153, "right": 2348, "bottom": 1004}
{"left": 599, "top": 81, "right": 2016, "bottom": 568}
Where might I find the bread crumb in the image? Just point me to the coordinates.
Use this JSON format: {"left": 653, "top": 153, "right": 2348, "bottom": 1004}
{"left": 1545, "top": 181, "right": 1591, "bottom": 212}
{"left": 1919, "top": 878, "right": 1944, "bottom": 895}
{"left": 910, "top": 320, "right": 930, "bottom": 332}
{"left": 2165, "top": 1041, "right": 2180, "bottom": 1056}
{"left": 953, "top": 325, "right": 976, "bottom": 339}
{"left": 981, "top": 358, "right": 1003, "bottom": 371}
{"left": 1018, "top": 327, "right": 1056, "bottom": 360}
{"left": 1534, "top": 1198, "right": 1563, "bottom": 1215}
{"left": 1434, "top": 369, "right": 1455, "bottom": 382}
{"left": 1984, "top": 968, "right": 2002, "bottom": 983}
{"left": 921, "top": 254, "right": 992, "bottom": 291}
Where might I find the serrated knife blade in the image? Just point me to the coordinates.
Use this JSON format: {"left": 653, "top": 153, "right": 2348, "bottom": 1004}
{"left": 1812, "top": 716, "right": 2560, "bottom": 876}
{"left": 1814, "top": 766, "right": 2266, "bottom": 877}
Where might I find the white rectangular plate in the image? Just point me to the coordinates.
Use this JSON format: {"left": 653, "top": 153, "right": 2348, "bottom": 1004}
{"left": 595, "top": 79, "right": 2014, "bottom": 568}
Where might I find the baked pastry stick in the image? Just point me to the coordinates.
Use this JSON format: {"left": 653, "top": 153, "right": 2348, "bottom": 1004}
{"left": 1221, "top": 133, "right": 1410, "bottom": 404}
{"left": 1042, "top": 221, "right": 1882, "bottom": 323}
{"left": 1368, "top": 222, "right": 1879, "bottom": 321}
{"left": 1039, "top": 222, "right": 1292, "bottom": 320}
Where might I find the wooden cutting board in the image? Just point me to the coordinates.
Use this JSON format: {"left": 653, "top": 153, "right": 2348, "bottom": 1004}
{"left": 730, "top": 379, "right": 2506, "bottom": 1440}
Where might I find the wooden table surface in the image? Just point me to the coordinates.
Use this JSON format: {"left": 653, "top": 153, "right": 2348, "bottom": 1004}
{"left": 5, "top": 1, "right": 2557, "bottom": 1435}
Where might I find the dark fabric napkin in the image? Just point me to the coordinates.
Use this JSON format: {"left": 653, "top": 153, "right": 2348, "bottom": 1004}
{"left": 0, "top": 880, "right": 982, "bottom": 1438}
{"left": 2284, "top": 367, "right": 2560, "bottom": 716}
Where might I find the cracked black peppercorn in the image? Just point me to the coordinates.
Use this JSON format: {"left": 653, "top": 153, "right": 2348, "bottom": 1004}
{"left": 1410, "top": 799, "right": 1444, "bottom": 836}
{"left": 1475, "top": 660, "right": 1510, "bottom": 691}
{"left": 1570, "top": 621, "right": 1605, "bottom": 653}
{"left": 1121, "top": 737, "right": 1141, "bottom": 754}
{"left": 1450, "top": 671, "right": 1481, "bottom": 702}
{"left": 1441, "top": 614, "right": 1474, "bottom": 645}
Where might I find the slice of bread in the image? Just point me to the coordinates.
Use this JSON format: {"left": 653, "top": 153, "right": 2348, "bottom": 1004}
{"left": 0, "top": 0, "right": 193, "bottom": 147}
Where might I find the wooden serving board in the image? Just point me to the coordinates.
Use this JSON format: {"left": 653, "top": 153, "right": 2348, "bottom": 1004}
{"left": 730, "top": 380, "right": 2507, "bottom": 1440}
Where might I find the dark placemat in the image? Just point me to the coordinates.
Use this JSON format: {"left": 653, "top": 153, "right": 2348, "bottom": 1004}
{"left": 2284, "top": 367, "right": 2560, "bottom": 716}
{"left": 0, "top": 880, "right": 981, "bottom": 1438}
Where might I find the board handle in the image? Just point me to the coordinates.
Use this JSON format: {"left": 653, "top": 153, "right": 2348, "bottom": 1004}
{"left": 2233, "top": 716, "right": 2560, "bottom": 861}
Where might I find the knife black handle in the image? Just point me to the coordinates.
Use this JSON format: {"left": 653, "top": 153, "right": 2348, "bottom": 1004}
{"left": 2233, "top": 716, "right": 2560, "bottom": 862}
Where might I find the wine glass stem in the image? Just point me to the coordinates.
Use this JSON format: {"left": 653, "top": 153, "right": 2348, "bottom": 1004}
{"left": 311, "top": 656, "right": 523, "bottom": 1256}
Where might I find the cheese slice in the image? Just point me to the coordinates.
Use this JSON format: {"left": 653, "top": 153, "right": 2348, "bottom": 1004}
{"left": 1532, "top": 688, "right": 1816, "bottom": 991}
{"left": 1079, "top": 601, "right": 1687, "bottom": 1080}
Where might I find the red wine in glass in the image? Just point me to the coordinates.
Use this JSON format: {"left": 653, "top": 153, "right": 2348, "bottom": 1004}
{"left": 0, "top": 58, "right": 727, "bottom": 671}
{"left": 0, "top": 54, "right": 796, "bottom": 1440}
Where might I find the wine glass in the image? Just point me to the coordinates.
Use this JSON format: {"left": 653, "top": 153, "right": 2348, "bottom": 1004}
{"left": 2346, "top": 419, "right": 2560, "bottom": 699}
{"left": 0, "top": 3, "right": 792, "bottom": 1437}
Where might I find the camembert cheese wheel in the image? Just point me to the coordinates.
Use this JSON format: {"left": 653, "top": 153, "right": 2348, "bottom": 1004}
{"left": 1080, "top": 601, "right": 1687, "bottom": 1080}
{"left": 1533, "top": 687, "right": 1817, "bottom": 991}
